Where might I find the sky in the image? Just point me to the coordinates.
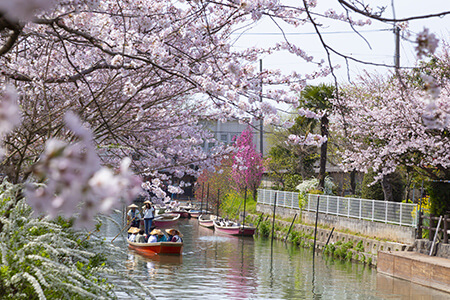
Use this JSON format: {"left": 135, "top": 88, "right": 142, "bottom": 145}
{"left": 231, "top": 0, "right": 449, "bottom": 89}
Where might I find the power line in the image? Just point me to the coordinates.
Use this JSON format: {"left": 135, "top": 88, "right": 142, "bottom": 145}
{"left": 231, "top": 29, "right": 392, "bottom": 36}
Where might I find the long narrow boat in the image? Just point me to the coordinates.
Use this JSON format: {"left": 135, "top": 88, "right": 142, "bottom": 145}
{"left": 198, "top": 214, "right": 217, "bottom": 229}
{"left": 189, "top": 210, "right": 209, "bottom": 219}
{"left": 213, "top": 219, "right": 256, "bottom": 236}
{"left": 166, "top": 209, "right": 191, "bottom": 218}
{"left": 128, "top": 240, "right": 183, "bottom": 255}
{"left": 153, "top": 213, "right": 180, "bottom": 227}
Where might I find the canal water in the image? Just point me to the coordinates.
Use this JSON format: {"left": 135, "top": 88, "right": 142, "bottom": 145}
{"left": 109, "top": 218, "right": 450, "bottom": 299}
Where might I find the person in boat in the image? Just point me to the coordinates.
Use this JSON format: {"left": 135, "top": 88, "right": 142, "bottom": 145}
{"left": 127, "top": 227, "right": 140, "bottom": 242}
{"left": 127, "top": 204, "right": 141, "bottom": 228}
{"left": 166, "top": 229, "right": 183, "bottom": 243}
{"left": 148, "top": 229, "right": 159, "bottom": 243}
{"left": 135, "top": 229, "right": 146, "bottom": 243}
{"left": 156, "top": 229, "right": 168, "bottom": 242}
{"left": 142, "top": 200, "right": 155, "bottom": 236}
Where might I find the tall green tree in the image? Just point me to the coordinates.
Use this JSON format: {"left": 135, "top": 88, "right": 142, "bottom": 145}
{"left": 299, "top": 84, "right": 335, "bottom": 190}
{"left": 267, "top": 117, "right": 318, "bottom": 190}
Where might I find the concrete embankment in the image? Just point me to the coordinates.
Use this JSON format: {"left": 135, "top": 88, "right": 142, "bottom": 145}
{"left": 378, "top": 251, "right": 450, "bottom": 293}
{"left": 253, "top": 203, "right": 450, "bottom": 293}
{"left": 251, "top": 212, "right": 408, "bottom": 266}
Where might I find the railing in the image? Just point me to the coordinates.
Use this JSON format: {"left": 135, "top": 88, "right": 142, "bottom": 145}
{"left": 417, "top": 213, "right": 449, "bottom": 244}
{"left": 257, "top": 189, "right": 418, "bottom": 227}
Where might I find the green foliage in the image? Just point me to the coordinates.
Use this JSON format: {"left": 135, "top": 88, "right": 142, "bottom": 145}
{"left": 361, "top": 170, "right": 384, "bottom": 200}
{"left": 361, "top": 169, "right": 405, "bottom": 202}
{"left": 0, "top": 181, "right": 153, "bottom": 300}
{"left": 427, "top": 180, "right": 450, "bottom": 215}
{"left": 258, "top": 220, "right": 271, "bottom": 237}
{"left": 283, "top": 174, "right": 303, "bottom": 192}
{"left": 308, "top": 189, "right": 324, "bottom": 195}
{"left": 388, "top": 172, "right": 406, "bottom": 202}
{"left": 355, "top": 240, "right": 364, "bottom": 252}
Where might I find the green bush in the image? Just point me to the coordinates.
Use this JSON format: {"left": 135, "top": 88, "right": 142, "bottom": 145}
{"left": 0, "top": 181, "right": 153, "bottom": 300}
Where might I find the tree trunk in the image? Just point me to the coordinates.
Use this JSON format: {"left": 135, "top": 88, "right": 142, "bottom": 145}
{"left": 318, "top": 115, "right": 328, "bottom": 190}
{"left": 350, "top": 169, "right": 356, "bottom": 195}
{"left": 381, "top": 174, "right": 394, "bottom": 202}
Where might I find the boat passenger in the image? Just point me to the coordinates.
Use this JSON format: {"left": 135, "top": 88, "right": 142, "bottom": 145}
{"left": 128, "top": 233, "right": 136, "bottom": 242}
{"left": 135, "top": 229, "right": 146, "bottom": 243}
{"left": 127, "top": 227, "right": 140, "bottom": 242}
{"left": 148, "top": 229, "right": 159, "bottom": 243}
{"left": 167, "top": 229, "right": 183, "bottom": 243}
{"left": 156, "top": 230, "right": 168, "bottom": 242}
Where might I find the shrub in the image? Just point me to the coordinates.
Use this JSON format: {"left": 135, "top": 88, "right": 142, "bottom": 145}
{"left": 0, "top": 181, "right": 153, "bottom": 300}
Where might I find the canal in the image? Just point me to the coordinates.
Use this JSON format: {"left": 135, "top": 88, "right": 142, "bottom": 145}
{"left": 110, "top": 218, "right": 450, "bottom": 299}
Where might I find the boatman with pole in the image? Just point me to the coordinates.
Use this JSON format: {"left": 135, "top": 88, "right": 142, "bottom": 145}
{"left": 127, "top": 204, "right": 141, "bottom": 229}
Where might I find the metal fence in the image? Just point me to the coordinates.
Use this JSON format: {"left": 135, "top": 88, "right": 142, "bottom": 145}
{"left": 257, "top": 189, "right": 418, "bottom": 227}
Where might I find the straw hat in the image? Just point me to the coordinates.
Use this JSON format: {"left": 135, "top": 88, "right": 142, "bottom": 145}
{"left": 127, "top": 227, "right": 140, "bottom": 234}
{"left": 166, "top": 228, "right": 183, "bottom": 237}
{"left": 143, "top": 200, "right": 152, "bottom": 204}
{"left": 128, "top": 204, "right": 138, "bottom": 208}
{"left": 150, "top": 229, "right": 164, "bottom": 236}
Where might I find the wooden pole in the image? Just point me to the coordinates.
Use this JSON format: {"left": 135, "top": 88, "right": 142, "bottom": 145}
{"left": 429, "top": 214, "right": 435, "bottom": 241}
{"left": 271, "top": 192, "right": 277, "bottom": 248}
{"left": 256, "top": 213, "right": 264, "bottom": 230}
{"left": 325, "top": 227, "right": 335, "bottom": 247}
{"left": 206, "top": 183, "right": 210, "bottom": 213}
{"left": 243, "top": 187, "right": 247, "bottom": 226}
{"left": 216, "top": 189, "right": 220, "bottom": 217}
{"left": 417, "top": 211, "right": 423, "bottom": 239}
{"left": 200, "top": 182, "right": 204, "bottom": 212}
{"left": 430, "top": 215, "right": 443, "bottom": 256}
{"left": 312, "top": 195, "right": 320, "bottom": 256}
{"left": 444, "top": 215, "right": 448, "bottom": 244}
{"left": 284, "top": 213, "right": 297, "bottom": 243}
{"left": 111, "top": 215, "right": 138, "bottom": 243}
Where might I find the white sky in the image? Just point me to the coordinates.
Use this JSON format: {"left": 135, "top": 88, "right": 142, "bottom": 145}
{"left": 232, "top": 0, "right": 450, "bottom": 87}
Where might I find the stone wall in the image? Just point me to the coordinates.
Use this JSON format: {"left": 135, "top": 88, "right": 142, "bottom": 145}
{"left": 255, "top": 215, "right": 411, "bottom": 266}
{"left": 413, "top": 239, "right": 450, "bottom": 259}
{"left": 257, "top": 203, "right": 416, "bottom": 244}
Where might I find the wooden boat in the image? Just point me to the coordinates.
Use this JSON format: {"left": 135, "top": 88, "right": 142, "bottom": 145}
{"left": 153, "top": 213, "right": 180, "bottom": 227}
{"left": 190, "top": 210, "right": 210, "bottom": 219}
{"left": 128, "top": 240, "right": 183, "bottom": 255}
{"left": 167, "top": 209, "right": 191, "bottom": 218}
{"left": 213, "top": 219, "right": 256, "bottom": 236}
{"left": 198, "top": 214, "right": 218, "bottom": 229}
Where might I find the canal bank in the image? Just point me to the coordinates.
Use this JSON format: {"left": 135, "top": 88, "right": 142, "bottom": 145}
{"left": 255, "top": 203, "right": 411, "bottom": 266}
{"left": 253, "top": 202, "right": 450, "bottom": 293}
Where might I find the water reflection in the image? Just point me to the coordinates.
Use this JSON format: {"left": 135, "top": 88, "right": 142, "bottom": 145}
{"left": 105, "top": 218, "right": 450, "bottom": 300}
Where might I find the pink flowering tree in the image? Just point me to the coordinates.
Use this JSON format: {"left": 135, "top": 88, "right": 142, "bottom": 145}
{"left": 332, "top": 45, "right": 450, "bottom": 213}
{"left": 0, "top": 0, "right": 447, "bottom": 225}
{"left": 232, "top": 126, "right": 265, "bottom": 201}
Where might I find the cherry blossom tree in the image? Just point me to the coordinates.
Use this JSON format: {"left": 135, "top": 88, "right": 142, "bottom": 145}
{"left": 0, "top": 0, "right": 448, "bottom": 221}
{"left": 232, "top": 126, "right": 264, "bottom": 200}
{"left": 0, "top": 0, "right": 344, "bottom": 222}
{"left": 333, "top": 45, "right": 450, "bottom": 212}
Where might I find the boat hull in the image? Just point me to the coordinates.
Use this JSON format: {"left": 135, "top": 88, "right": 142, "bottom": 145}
{"left": 168, "top": 210, "right": 191, "bottom": 218}
{"left": 199, "top": 214, "right": 217, "bottom": 229}
{"left": 213, "top": 221, "right": 256, "bottom": 236}
{"left": 128, "top": 241, "right": 183, "bottom": 255}
{"left": 153, "top": 213, "right": 180, "bottom": 227}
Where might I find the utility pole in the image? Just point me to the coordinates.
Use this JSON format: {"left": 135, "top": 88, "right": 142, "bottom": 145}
{"left": 394, "top": 26, "right": 400, "bottom": 70}
{"left": 259, "top": 59, "right": 264, "bottom": 155}
{"left": 392, "top": 0, "right": 400, "bottom": 71}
